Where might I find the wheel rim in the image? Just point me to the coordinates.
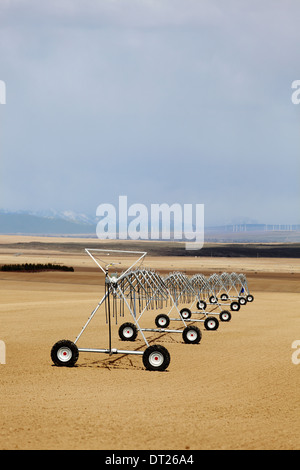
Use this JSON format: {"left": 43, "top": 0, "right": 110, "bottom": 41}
{"left": 222, "top": 313, "right": 229, "bottom": 321}
{"left": 149, "top": 351, "right": 164, "bottom": 368}
{"left": 158, "top": 317, "right": 167, "bottom": 326}
{"left": 232, "top": 303, "right": 239, "bottom": 310}
{"left": 207, "top": 320, "right": 216, "bottom": 329}
{"left": 123, "top": 327, "right": 134, "bottom": 338}
{"left": 182, "top": 311, "right": 189, "bottom": 319}
{"left": 186, "top": 329, "right": 197, "bottom": 341}
{"left": 199, "top": 302, "right": 205, "bottom": 309}
{"left": 57, "top": 347, "right": 72, "bottom": 362}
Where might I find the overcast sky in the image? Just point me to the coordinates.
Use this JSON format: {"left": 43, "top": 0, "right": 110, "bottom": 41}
{"left": 0, "top": 0, "right": 299, "bottom": 226}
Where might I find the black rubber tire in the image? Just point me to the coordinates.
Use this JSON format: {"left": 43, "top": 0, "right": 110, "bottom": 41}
{"left": 118, "top": 322, "right": 138, "bottom": 341}
{"left": 51, "top": 339, "right": 79, "bottom": 367}
{"left": 238, "top": 297, "right": 247, "bottom": 305}
{"left": 143, "top": 345, "right": 170, "bottom": 371}
{"left": 204, "top": 316, "right": 219, "bottom": 331}
{"left": 220, "top": 293, "right": 228, "bottom": 301}
{"left": 209, "top": 295, "right": 218, "bottom": 304}
{"left": 155, "top": 314, "right": 170, "bottom": 328}
{"left": 182, "top": 325, "right": 202, "bottom": 344}
{"left": 180, "top": 308, "right": 192, "bottom": 320}
{"left": 230, "top": 301, "right": 240, "bottom": 312}
{"left": 220, "top": 310, "right": 232, "bottom": 322}
{"left": 197, "top": 300, "right": 207, "bottom": 310}
{"left": 247, "top": 295, "right": 254, "bottom": 302}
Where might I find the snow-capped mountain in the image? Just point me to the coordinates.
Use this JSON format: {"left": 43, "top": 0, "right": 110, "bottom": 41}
{"left": 0, "top": 208, "right": 97, "bottom": 235}
{"left": 0, "top": 208, "right": 97, "bottom": 225}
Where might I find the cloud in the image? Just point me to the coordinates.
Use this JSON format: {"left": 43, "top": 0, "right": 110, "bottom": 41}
{"left": 0, "top": 0, "right": 223, "bottom": 30}
{"left": 0, "top": 0, "right": 299, "bottom": 224}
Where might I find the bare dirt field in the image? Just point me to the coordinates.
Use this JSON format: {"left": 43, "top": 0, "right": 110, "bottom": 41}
{"left": 0, "top": 236, "right": 300, "bottom": 450}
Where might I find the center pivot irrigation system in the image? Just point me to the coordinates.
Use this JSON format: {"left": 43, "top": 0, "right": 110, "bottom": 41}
{"left": 51, "top": 249, "right": 254, "bottom": 372}
{"left": 159, "top": 271, "right": 222, "bottom": 331}
{"left": 198, "top": 272, "right": 254, "bottom": 310}
{"left": 116, "top": 268, "right": 202, "bottom": 345}
{"left": 51, "top": 249, "right": 174, "bottom": 371}
{"left": 176, "top": 272, "right": 255, "bottom": 325}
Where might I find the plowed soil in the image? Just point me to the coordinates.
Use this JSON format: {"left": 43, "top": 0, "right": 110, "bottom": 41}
{"left": 0, "top": 236, "right": 299, "bottom": 450}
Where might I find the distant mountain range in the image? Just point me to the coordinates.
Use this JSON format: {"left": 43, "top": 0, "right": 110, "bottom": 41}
{"left": 0, "top": 209, "right": 299, "bottom": 242}
{"left": 0, "top": 209, "right": 97, "bottom": 225}
{"left": 0, "top": 209, "right": 96, "bottom": 236}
